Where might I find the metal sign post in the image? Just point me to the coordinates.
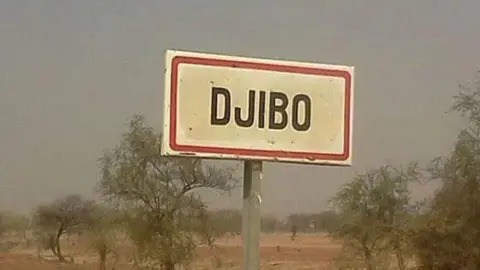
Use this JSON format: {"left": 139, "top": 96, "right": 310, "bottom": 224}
{"left": 242, "top": 160, "right": 262, "bottom": 270}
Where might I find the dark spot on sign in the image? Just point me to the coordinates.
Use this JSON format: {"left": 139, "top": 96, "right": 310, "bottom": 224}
{"left": 307, "top": 157, "right": 315, "bottom": 161}
{"left": 290, "top": 140, "right": 295, "bottom": 144}
{"left": 188, "top": 127, "right": 193, "bottom": 131}
{"left": 210, "top": 80, "right": 214, "bottom": 84}
{"left": 231, "top": 64, "right": 237, "bottom": 68}
{"left": 267, "top": 140, "right": 275, "bottom": 145}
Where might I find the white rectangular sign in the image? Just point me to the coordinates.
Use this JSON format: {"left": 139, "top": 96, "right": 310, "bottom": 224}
{"left": 161, "top": 50, "right": 354, "bottom": 165}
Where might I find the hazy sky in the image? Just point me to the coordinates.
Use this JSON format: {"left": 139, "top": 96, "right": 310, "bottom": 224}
{"left": 1, "top": 1, "right": 479, "bottom": 215}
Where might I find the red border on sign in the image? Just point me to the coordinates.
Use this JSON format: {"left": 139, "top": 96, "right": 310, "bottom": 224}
{"left": 169, "top": 56, "right": 352, "bottom": 161}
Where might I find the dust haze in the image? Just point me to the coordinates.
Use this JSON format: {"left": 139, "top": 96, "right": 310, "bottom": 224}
{"left": 1, "top": 0, "right": 477, "bottom": 216}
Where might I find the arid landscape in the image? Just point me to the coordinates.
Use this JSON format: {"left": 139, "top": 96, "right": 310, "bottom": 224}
{"left": 0, "top": 233, "right": 339, "bottom": 270}
{"left": 3, "top": 2, "right": 480, "bottom": 269}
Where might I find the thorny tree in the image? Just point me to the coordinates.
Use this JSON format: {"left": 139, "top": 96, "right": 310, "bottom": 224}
{"left": 86, "top": 205, "right": 120, "bottom": 270}
{"left": 331, "top": 164, "right": 419, "bottom": 270}
{"left": 9, "top": 214, "right": 30, "bottom": 242}
{"left": 412, "top": 71, "right": 480, "bottom": 269}
{"left": 33, "top": 194, "right": 95, "bottom": 261}
{"left": 376, "top": 164, "right": 420, "bottom": 270}
{"left": 194, "top": 209, "right": 229, "bottom": 250}
{"left": 98, "top": 115, "right": 238, "bottom": 270}
{"left": 209, "top": 209, "right": 242, "bottom": 237}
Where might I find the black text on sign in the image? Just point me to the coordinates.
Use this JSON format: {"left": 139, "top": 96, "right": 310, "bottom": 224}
{"left": 210, "top": 87, "right": 312, "bottom": 131}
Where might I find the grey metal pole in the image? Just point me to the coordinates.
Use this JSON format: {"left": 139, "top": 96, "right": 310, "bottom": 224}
{"left": 242, "top": 160, "right": 262, "bottom": 270}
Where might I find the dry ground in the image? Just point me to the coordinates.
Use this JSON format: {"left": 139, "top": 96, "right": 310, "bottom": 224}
{"left": 0, "top": 233, "right": 340, "bottom": 270}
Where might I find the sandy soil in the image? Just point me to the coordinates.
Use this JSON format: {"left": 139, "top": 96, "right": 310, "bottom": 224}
{"left": 0, "top": 233, "right": 340, "bottom": 270}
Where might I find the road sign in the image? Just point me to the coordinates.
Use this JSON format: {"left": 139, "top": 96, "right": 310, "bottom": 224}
{"left": 161, "top": 49, "right": 355, "bottom": 270}
{"left": 162, "top": 50, "right": 354, "bottom": 166}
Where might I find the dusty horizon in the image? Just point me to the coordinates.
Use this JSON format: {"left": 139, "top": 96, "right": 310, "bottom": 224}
{"left": 1, "top": 1, "right": 478, "bottom": 216}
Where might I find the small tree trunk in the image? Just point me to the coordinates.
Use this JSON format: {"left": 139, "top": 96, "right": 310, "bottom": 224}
{"left": 55, "top": 227, "right": 65, "bottom": 261}
{"left": 163, "top": 260, "right": 175, "bottom": 270}
{"left": 393, "top": 243, "right": 406, "bottom": 270}
{"left": 111, "top": 251, "right": 119, "bottom": 270}
{"left": 363, "top": 249, "right": 375, "bottom": 270}
{"left": 48, "top": 235, "right": 57, "bottom": 256}
{"left": 21, "top": 230, "right": 27, "bottom": 241}
{"left": 99, "top": 259, "right": 106, "bottom": 270}
{"left": 98, "top": 244, "right": 107, "bottom": 270}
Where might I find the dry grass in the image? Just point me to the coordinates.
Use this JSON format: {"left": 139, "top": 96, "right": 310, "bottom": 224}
{"left": 0, "top": 233, "right": 340, "bottom": 270}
